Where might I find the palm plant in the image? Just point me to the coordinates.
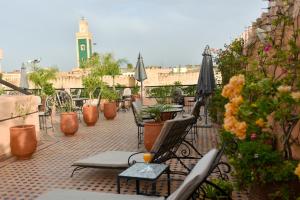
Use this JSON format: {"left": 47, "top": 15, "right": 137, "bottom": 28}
{"left": 102, "top": 53, "right": 127, "bottom": 90}
{"left": 28, "top": 67, "right": 58, "bottom": 96}
{"left": 82, "top": 74, "right": 101, "bottom": 102}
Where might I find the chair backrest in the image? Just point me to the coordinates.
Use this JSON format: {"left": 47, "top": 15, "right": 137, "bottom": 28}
{"left": 123, "top": 88, "right": 132, "bottom": 97}
{"left": 151, "top": 115, "right": 195, "bottom": 163}
{"left": 167, "top": 148, "right": 219, "bottom": 200}
{"left": 131, "top": 102, "right": 141, "bottom": 126}
{"left": 190, "top": 99, "right": 202, "bottom": 119}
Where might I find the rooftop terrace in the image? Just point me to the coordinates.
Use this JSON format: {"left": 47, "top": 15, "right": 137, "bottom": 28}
{"left": 0, "top": 109, "right": 248, "bottom": 200}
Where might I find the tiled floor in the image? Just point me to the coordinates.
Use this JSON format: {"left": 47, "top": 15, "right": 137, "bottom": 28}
{"left": 0, "top": 110, "right": 248, "bottom": 200}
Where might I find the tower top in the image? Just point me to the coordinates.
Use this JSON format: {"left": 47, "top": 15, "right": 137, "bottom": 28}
{"left": 79, "top": 17, "right": 89, "bottom": 33}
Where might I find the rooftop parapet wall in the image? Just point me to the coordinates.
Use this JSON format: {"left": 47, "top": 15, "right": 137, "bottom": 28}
{"left": 0, "top": 95, "right": 40, "bottom": 158}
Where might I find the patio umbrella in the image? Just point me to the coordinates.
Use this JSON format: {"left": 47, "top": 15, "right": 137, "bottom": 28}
{"left": 134, "top": 53, "right": 147, "bottom": 104}
{"left": 196, "top": 45, "right": 215, "bottom": 127}
{"left": 20, "top": 62, "right": 29, "bottom": 89}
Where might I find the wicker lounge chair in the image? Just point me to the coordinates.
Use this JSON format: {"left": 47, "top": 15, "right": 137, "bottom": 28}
{"left": 38, "top": 148, "right": 228, "bottom": 200}
{"left": 70, "top": 115, "right": 195, "bottom": 177}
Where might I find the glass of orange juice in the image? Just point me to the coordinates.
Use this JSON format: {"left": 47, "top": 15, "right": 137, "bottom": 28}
{"left": 143, "top": 153, "right": 153, "bottom": 164}
{"left": 142, "top": 153, "right": 153, "bottom": 172}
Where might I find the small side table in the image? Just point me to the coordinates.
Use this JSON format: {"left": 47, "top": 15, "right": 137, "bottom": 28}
{"left": 117, "top": 163, "right": 170, "bottom": 196}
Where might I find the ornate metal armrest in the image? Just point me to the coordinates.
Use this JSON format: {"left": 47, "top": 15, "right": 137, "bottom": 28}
{"left": 127, "top": 151, "right": 145, "bottom": 166}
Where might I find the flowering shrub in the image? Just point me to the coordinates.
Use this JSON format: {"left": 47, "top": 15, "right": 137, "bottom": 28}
{"left": 221, "top": 75, "right": 300, "bottom": 189}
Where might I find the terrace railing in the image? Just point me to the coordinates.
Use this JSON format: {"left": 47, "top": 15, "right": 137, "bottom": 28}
{"left": 0, "top": 78, "right": 32, "bottom": 95}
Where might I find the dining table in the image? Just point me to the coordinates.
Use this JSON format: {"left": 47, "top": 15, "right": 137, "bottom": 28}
{"left": 160, "top": 104, "right": 183, "bottom": 121}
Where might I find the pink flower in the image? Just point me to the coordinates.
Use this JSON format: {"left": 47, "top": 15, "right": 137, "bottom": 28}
{"left": 251, "top": 133, "right": 257, "bottom": 141}
{"left": 263, "top": 44, "right": 272, "bottom": 52}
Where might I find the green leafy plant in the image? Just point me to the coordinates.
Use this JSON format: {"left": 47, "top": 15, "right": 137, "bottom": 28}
{"left": 142, "top": 104, "right": 171, "bottom": 122}
{"left": 102, "top": 53, "right": 126, "bottom": 90}
{"left": 146, "top": 86, "right": 171, "bottom": 104}
{"left": 82, "top": 74, "right": 101, "bottom": 101}
{"left": 101, "top": 86, "right": 119, "bottom": 102}
{"left": 202, "top": 178, "right": 233, "bottom": 199}
{"left": 0, "top": 86, "right": 4, "bottom": 95}
{"left": 28, "top": 67, "right": 58, "bottom": 97}
{"left": 15, "top": 97, "right": 34, "bottom": 125}
{"left": 182, "top": 85, "right": 196, "bottom": 96}
{"left": 207, "top": 87, "right": 227, "bottom": 125}
{"left": 57, "top": 100, "right": 75, "bottom": 113}
{"left": 132, "top": 83, "right": 140, "bottom": 95}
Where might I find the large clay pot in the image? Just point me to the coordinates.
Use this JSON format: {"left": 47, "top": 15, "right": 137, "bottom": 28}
{"left": 60, "top": 112, "right": 79, "bottom": 136}
{"left": 144, "top": 122, "right": 164, "bottom": 151}
{"left": 131, "top": 94, "right": 140, "bottom": 102}
{"left": 83, "top": 105, "right": 98, "bottom": 126}
{"left": 161, "top": 112, "right": 173, "bottom": 121}
{"left": 104, "top": 102, "right": 117, "bottom": 120}
{"left": 10, "top": 125, "right": 37, "bottom": 160}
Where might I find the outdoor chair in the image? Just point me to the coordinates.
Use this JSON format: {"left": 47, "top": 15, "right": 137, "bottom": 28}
{"left": 70, "top": 115, "right": 195, "bottom": 177}
{"left": 120, "top": 88, "right": 132, "bottom": 111}
{"left": 37, "top": 148, "right": 232, "bottom": 200}
{"left": 185, "top": 99, "right": 202, "bottom": 144}
{"left": 71, "top": 89, "right": 81, "bottom": 99}
{"left": 38, "top": 96, "right": 54, "bottom": 133}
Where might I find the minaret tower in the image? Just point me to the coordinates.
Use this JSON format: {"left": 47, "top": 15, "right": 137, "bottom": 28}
{"left": 76, "top": 17, "right": 93, "bottom": 67}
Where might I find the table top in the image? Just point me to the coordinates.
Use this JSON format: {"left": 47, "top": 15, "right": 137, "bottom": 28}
{"left": 119, "top": 163, "right": 168, "bottom": 180}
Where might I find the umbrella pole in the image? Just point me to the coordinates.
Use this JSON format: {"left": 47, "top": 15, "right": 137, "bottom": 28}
{"left": 200, "top": 96, "right": 212, "bottom": 128}
{"left": 141, "top": 81, "right": 143, "bottom": 105}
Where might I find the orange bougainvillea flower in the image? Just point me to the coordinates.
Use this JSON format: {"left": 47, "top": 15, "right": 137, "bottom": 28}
{"left": 277, "top": 85, "right": 291, "bottom": 93}
{"left": 222, "top": 74, "right": 247, "bottom": 140}
{"left": 224, "top": 102, "right": 239, "bottom": 117}
{"left": 231, "top": 96, "right": 243, "bottom": 105}
{"left": 291, "top": 91, "right": 300, "bottom": 101}
{"left": 255, "top": 118, "right": 265, "bottom": 128}
{"left": 295, "top": 163, "right": 300, "bottom": 178}
{"left": 221, "top": 74, "right": 245, "bottom": 99}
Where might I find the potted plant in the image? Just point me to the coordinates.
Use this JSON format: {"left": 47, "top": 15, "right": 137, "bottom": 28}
{"left": 82, "top": 74, "right": 100, "bottom": 126}
{"left": 101, "top": 86, "right": 119, "bottom": 120}
{"left": 141, "top": 104, "right": 170, "bottom": 151}
{"left": 10, "top": 97, "right": 37, "bottom": 159}
{"left": 131, "top": 83, "right": 140, "bottom": 101}
{"left": 58, "top": 100, "right": 79, "bottom": 136}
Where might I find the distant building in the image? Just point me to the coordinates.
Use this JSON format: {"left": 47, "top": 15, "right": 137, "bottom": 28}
{"left": 76, "top": 18, "right": 93, "bottom": 67}
{"left": 0, "top": 49, "right": 3, "bottom": 73}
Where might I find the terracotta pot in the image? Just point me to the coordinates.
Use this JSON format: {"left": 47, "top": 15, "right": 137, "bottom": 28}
{"left": 144, "top": 122, "right": 164, "bottom": 151}
{"left": 104, "top": 102, "right": 117, "bottom": 120}
{"left": 83, "top": 105, "right": 98, "bottom": 126}
{"left": 131, "top": 94, "right": 140, "bottom": 102}
{"left": 161, "top": 112, "right": 173, "bottom": 121}
{"left": 60, "top": 112, "right": 79, "bottom": 136}
{"left": 10, "top": 125, "right": 37, "bottom": 160}
{"left": 249, "top": 181, "right": 300, "bottom": 200}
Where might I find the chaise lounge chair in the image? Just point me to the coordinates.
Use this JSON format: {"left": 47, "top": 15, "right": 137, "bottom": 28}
{"left": 71, "top": 115, "right": 195, "bottom": 177}
{"left": 37, "top": 148, "right": 231, "bottom": 200}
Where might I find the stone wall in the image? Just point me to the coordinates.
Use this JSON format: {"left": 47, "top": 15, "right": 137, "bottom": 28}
{"left": 242, "top": 0, "right": 300, "bottom": 159}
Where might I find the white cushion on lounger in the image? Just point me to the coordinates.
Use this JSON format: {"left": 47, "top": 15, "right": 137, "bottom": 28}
{"left": 73, "top": 151, "right": 144, "bottom": 168}
{"left": 167, "top": 149, "right": 218, "bottom": 200}
{"left": 37, "top": 189, "right": 164, "bottom": 200}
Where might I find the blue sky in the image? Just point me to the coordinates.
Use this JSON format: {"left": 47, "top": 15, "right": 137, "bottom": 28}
{"left": 0, "top": 0, "right": 267, "bottom": 71}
